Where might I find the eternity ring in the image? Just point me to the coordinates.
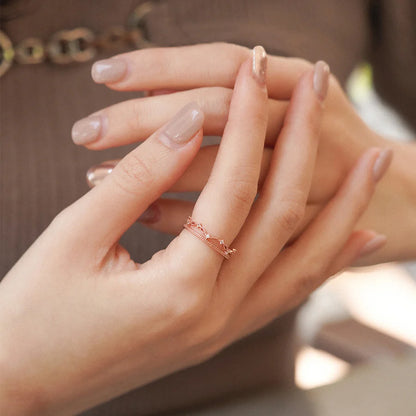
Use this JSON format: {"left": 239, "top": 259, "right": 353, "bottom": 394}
{"left": 183, "top": 217, "right": 237, "bottom": 260}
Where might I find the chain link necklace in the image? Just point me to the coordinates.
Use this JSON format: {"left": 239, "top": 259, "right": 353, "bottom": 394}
{"left": 0, "top": 2, "right": 155, "bottom": 78}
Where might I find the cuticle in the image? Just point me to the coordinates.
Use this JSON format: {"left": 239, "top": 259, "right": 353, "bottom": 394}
{"left": 119, "top": 57, "right": 131, "bottom": 82}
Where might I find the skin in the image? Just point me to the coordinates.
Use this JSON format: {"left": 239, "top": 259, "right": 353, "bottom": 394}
{"left": 0, "top": 54, "right": 388, "bottom": 415}
{"left": 82, "top": 43, "right": 416, "bottom": 265}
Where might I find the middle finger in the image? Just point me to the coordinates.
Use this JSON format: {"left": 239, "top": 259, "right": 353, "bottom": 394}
{"left": 71, "top": 88, "right": 287, "bottom": 149}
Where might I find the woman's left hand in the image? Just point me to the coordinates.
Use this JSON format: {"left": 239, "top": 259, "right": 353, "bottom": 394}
{"left": 73, "top": 43, "right": 416, "bottom": 265}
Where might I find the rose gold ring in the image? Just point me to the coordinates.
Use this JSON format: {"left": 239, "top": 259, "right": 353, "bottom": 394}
{"left": 183, "top": 216, "right": 237, "bottom": 259}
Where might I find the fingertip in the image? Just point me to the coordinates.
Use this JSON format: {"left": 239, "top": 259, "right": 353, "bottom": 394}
{"left": 158, "top": 101, "right": 204, "bottom": 150}
{"left": 373, "top": 148, "right": 393, "bottom": 182}
{"left": 233, "top": 47, "right": 268, "bottom": 95}
{"left": 357, "top": 232, "right": 387, "bottom": 258}
{"left": 71, "top": 115, "right": 102, "bottom": 146}
{"left": 288, "top": 61, "right": 330, "bottom": 114}
{"left": 313, "top": 61, "right": 330, "bottom": 101}
{"left": 91, "top": 58, "right": 128, "bottom": 85}
{"left": 282, "top": 69, "right": 324, "bottom": 139}
{"left": 251, "top": 45, "right": 267, "bottom": 86}
{"left": 326, "top": 229, "right": 386, "bottom": 276}
{"left": 353, "top": 147, "right": 393, "bottom": 188}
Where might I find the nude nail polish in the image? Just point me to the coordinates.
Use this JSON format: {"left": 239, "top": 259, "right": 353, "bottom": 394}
{"left": 159, "top": 102, "right": 204, "bottom": 148}
{"left": 91, "top": 59, "right": 127, "bottom": 83}
{"left": 373, "top": 148, "right": 393, "bottom": 182}
{"left": 358, "top": 234, "right": 387, "bottom": 257}
{"left": 138, "top": 203, "right": 160, "bottom": 223}
{"left": 71, "top": 115, "right": 102, "bottom": 145}
{"left": 252, "top": 45, "right": 267, "bottom": 85}
{"left": 86, "top": 159, "right": 120, "bottom": 188}
{"left": 313, "top": 61, "right": 330, "bottom": 101}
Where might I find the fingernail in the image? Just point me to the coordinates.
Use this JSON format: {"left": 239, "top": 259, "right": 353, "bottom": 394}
{"left": 358, "top": 234, "right": 387, "bottom": 257}
{"left": 86, "top": 159, "right": 120, "bottom": 188}
{"left": 91, "top": 59, "right": 126, "bottom": 83}
{"left": 72, "top": 115, "right": 103, "bottom": 145}
{"left": 252, "top": 45, "right": 267, "bottom": 85}
{"left": 138, "top": 203, "right": 160, "bottom": 223}
{"left": 159, "top": 102, "right": 204, "bottom": 148}
{"left": 313, "top": 61, "right": 330, "bottom": 101}
{"left": 373, "top": 148, "right": 393, "bottom": 182}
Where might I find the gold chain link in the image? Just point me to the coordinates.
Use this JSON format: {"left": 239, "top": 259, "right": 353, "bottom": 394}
{"left": 0, "top": 2, "right": 155, "bottom": 78}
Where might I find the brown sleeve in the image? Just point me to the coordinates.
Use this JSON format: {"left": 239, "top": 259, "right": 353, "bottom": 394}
{"left": 369, "top": 0, "right": 416, "bottom": 132}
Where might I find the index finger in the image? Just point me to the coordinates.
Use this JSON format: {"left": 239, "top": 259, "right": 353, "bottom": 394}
{"left": 91, "top": 43, "right": 309, "bottom": 100}
{"left": 59, "top": 103, "right": 204, "bottom": 249}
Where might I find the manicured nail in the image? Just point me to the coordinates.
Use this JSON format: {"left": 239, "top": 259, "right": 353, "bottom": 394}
{"left": 159, "top": 102, "right": 204, "bottom": 148}
{"left": 252, "top": 45, "right": 267, "bottom": 85}
{"left": 138, "top": 203, "right": 160, "bottom": 223}
{"left": 91, "top": 58, "right": 126, "bottom": 83}
{"left": 72, "top": 115, "right": 102, "bottom": 145}
{"left": 313, "top": 61, "right": 330, "bottom": 101}
{"left": 358, "top": 234, "right": 387, "bottom": 257}
{"left": 373, "top": 148, "right": 393, "bottom": 182}
{"left": 86, "top": 159, "right": 119, "bottom": 188}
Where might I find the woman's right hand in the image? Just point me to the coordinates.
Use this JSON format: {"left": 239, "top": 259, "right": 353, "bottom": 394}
{"left": 0, "top": 49, "right": 389, "bottom": 416}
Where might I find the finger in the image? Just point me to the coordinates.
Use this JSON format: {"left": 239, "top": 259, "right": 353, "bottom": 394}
{"left": 137, "top": 198, "right": 194, "bottom": 235}
{"left": 218, "top": 61, "right": 329, "bottom": 305}
{"left": 233, "top": 147, "right": 393, "bottom": 339}
{"left": 71, "top": 88, "right": 287, "bottom": 149}
{"left": 62, "top": 102, "right": 204, "bottom": 248}
{"left": 165, "top": 46, "right": 269, "bottom": 272}
{"left": 281, "top": 148, "right": 393, "bottom": 277}
{"left": 91, "top": 43, "right": 311, "bottom": 99}
{"left": 86, "top": 146, "right": 274, "bottom": 193}
{"left": 146, "top": 89, "right": 177, "bottom": 96}
{"left": 325, "top": 230, "right": 387, "bottom": 276}
{"left": 171, "top": 146, "right": 273, "bottom": 193}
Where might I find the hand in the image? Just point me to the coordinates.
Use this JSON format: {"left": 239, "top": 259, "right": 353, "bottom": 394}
{"left": 73, "top": 43, "right": 416, "bottom": 265}
{"left": 1, "top": 51, "right": 388, "bottom": 415}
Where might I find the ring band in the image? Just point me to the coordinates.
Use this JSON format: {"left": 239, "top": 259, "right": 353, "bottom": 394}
{"left": 183, "top": 216, "right": 237, "bottom": 259}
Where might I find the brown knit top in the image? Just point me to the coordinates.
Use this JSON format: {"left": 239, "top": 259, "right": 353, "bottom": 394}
{"left": 0, "top": 1, "right": 414, "bottom": 414}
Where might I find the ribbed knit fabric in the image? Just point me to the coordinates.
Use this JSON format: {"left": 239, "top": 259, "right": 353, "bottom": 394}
{"left": 0, "top": 1, "right": 414, "bottom": 415}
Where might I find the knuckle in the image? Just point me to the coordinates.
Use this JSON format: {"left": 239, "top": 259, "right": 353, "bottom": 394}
{"left": 168, "top": 287, "right": 209, "bottom": 330}
{"left": 203, "top": 312, "right": 229, "bottom": 344}
{"left": 212, "top": 42, "right": 250, "bottom": 59}
{"left": 197, "top": 336, "right": 225, "bottom": 363}
{"left": 208, "top": 87, "right": 232, "bottom": 122}
{"left": 276, "top": 200, "right": 305, "bottom": 232}
{"left": 49, "top": 205, "right": 76, "bottom": 233}
{"left": 289, "top": 250, "right": 329, "bottom": 297}
{"left": 293, "top": 266, "right": 326, "bottom": 298}
{"left": 206, "top": 43, "right": 250, "bottom": 84}
{"left": 193, "top": 312, "right": 230, "bottom": 361}
{"left": 227, "top": 175, "right": 258, "bottom": 211}
{"left": 149, "top": 48, "right": 172, "bottom": 77}
{"left": 300, "top": 109, "right": 322, "bottom": 138}
{"left": 292, "top": 57, "right": 314, "bottom": 72}
{"left": 233, "top": 108, "right": 268, "bottom": 131}
{"left": 113, "top": 152, "right": 155, "bottom": 196}
{"left": 128, "top": 99, "right": 145, "bottom": 131}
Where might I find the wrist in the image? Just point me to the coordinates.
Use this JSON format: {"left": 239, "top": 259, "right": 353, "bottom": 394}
{"left": 0, "top": 315, "right": 49, "bottom": 416}
{"left": 0, "top": 349, "right": 39, "bottom": 416}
